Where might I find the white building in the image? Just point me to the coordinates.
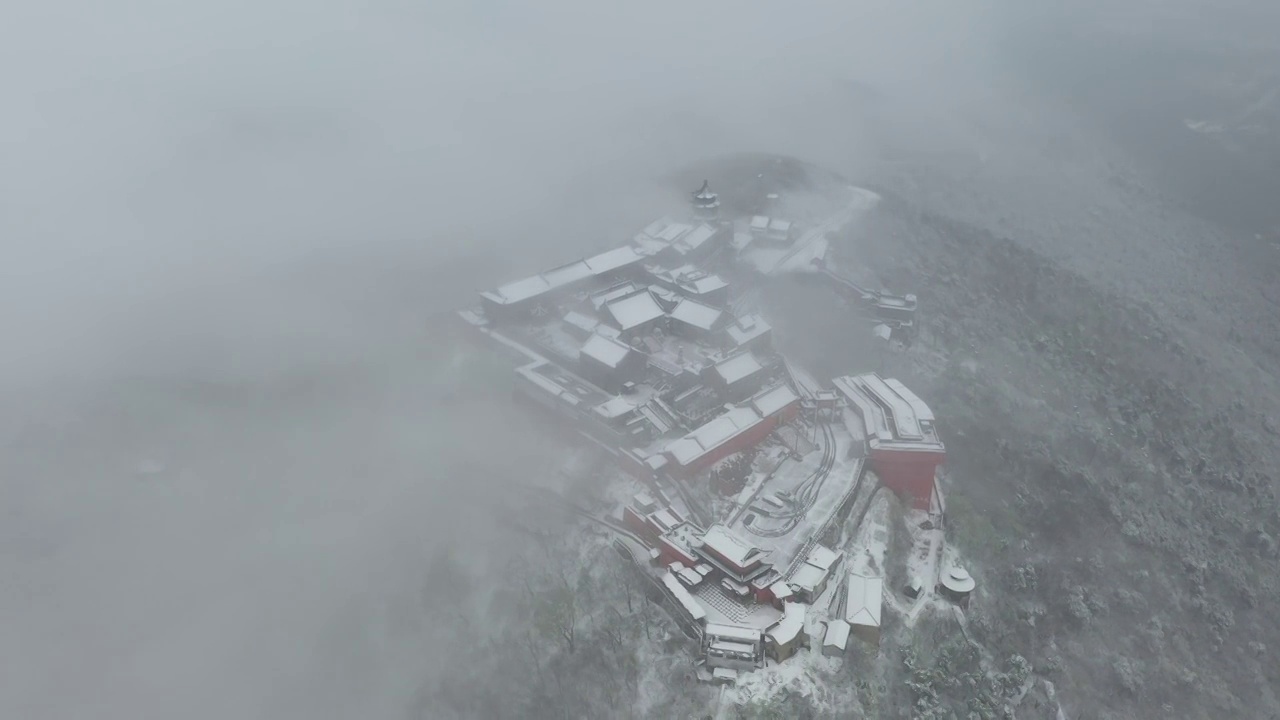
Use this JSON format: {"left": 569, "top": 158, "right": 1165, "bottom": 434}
{"left": 845, "top": 573, "right": 883, "bottom": 648}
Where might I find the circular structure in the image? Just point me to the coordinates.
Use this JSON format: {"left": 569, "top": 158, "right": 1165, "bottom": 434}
{"left": 940, "top": 566, "right": 976, "bottom": 600}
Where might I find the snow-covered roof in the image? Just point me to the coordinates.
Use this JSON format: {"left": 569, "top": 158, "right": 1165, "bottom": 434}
{"left": 788, "top": 562, "right": 829, "bottom": 593}
{"left": 767, "top": 602, "right": 805, "bottom": 645}
{"left": 563, "top": 310, "right": 599, "bottom": 334}
{"left": 676, "top": 224, "right": 717, "bottom": 252}
{"left": 941, "top": 566, "right": 975, "bottom": 594}
{"left": 487, "top": 274, "right": 551, "bottom": 304}
{"left": 823, "top": 619, "right": 851, "bottom": 650}
{"left": 750, "top": 215, "right": 770, "bottom": 231}
{"left": 768, "top": 218, "right": 792, "bottom": 233}
{"left": 714, "top": 352, "right": 765, "bottom": 385}
{"left": 669, "top": 298, "right": 723, "bottom": 331}
{"left": 677, "top": 567, "right": 704, "bottom": 586}
{"left": 665, "top": 406, "right": 763, "bottom": 465}
{"left": 859, "top": 374, "right": 924, "bottom": 440}
{"left": 585, "top": 245, "right": 646, "bottom": 274}
{"left": 770, "top": 580, "right": 794, "bottom": 601}
{"left": 632, "top": 234, "right": 670, "bottom": 255}
{"left": 750, "top": 384, "right": 798, "bottom": 417}
{"left": 484, "top": 243, "right": 647, "bottom": 306}
{"left": 580, "top": 333, "right": 632, "bottom": 368}
{"left": 845, "top": 573, "right": 883, "bottom": 628}
{"left": 704, "top": 623, "right": 761, "bottom": 643}
{"left": 726, "top": 314, "right": 771, "bottom": 347}
{"left": 805, "top": 544, "right": 841, "bottom": 572}
{"left": 594, "top": 395, "right": 638, "bottom": 419}
{"left": 883, "top": 377, "right": 936, "bottom": 423}
{"left": 832, "top": 374, "right": 942, "bottom": 449}
{"left": 654, "top": 222, "right": 693, "bottom": 242}
{"left": 541, "top": 260, "right": 594, "bottom": 287}
{"left": 632, "top": 492, "right": 658, "bottom": 512}
{"left": 651, "top": 508, "right": 681, "bottom": 533}
{"left": 662, "top": 571, "right": 707, "bottom": 622}
{"left": 515, "top": 361, "right": 590, "bottom": 408}
{"left": 685, "top": 274, "right": 729, "bottom": 294}
{"left": 699, "top": 525, "right": 766, "bottom": 569}
{"left": 605, "top": 291, "right": 665, "bottom": 331}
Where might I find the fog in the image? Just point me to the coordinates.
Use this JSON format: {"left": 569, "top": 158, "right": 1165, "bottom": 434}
{"left": 3, "top": 1, "right": 1275, "bottom": 718}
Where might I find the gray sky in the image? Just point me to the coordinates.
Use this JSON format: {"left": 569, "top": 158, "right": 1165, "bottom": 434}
{"left": 8, "top": 1, "right": 1239, "bottom": 718}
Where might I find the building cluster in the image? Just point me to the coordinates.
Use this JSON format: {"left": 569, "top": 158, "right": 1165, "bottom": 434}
{"left": 459, "top": 181, "right": 951, "bottom": 677}
{"left": 460, "top": 183, "right": 805, "bottom": 482}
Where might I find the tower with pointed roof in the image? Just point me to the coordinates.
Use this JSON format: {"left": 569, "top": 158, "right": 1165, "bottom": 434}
{"left": 691, "top": 180, "right": 720, "bottom": 222}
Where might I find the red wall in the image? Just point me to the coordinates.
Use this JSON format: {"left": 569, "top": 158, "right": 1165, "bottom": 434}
{"left": 671, "top": 414, "right": 781, "bottom": 477}
{"left": 871, "top": 448, "right": 944, "bottom": 510}
{"left": 623, "top": 507, "right": 654, "bottom": 541}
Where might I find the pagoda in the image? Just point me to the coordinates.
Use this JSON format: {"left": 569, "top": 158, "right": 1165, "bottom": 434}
{"left": 691, "top": 180, "right": 720, "bottom": 222}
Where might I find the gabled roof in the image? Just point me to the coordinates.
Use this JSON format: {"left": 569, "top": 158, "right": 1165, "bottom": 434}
{"left": 823, "top": 619, "right": 851, "bottom": 649}
{"left": 675, "top": 224, "right": 717, "bottom": 253}
{"left": 580, "top": 333, "right": 632, "bottom": 368}
{"left": 670, "top": 298, "right": 724, "bottom": 331}
{"left": 845, "top": 573, "right": 883, "bottom": 627}
{"left": 832, "top": 373, "right": 943, "bottom": 449}
{"left": 655, "top": 222, "right": 693, "bottom": 242}
{"left": 585, "top": 245, "right": 645, "bottom": 274}
{"left": 805, "top": 544, "right": 841, "bottom": 572}
{"left": 767, "top": 602, "right": 805, "bottom": 645}
{"left": 714, "top": 352, "right": 765, "bottom": 385}
{"left": 750, "top": 383, "right": 799, "bottom": 417}
{"left": 726, "top": 314, "right": 771, "bottom": 346}
{"left": 665, "top": 406, "right": 763, "bottom": 466}
{"left": 605, "top": 291, "right": 665, "bottom": 331}
{"left": 482, "top": 244, "right": 649, "bottom": 306}
{"left": 699, "top": 525, "right": 767, "bottom": 569}
{"left": 563, "top": 310, "right": 599, "bottom": 335}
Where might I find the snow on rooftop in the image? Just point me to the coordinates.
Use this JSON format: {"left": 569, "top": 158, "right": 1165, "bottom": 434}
{"left": 666, "top": 406, "right": 763, "bottom": 465}
{"left": 606, "top": 291, "right": 665, "bottom": 331}
{"left": 687, "top": 274, "right": 729, "bottom": 294}
{"left": 750, "top": 215, "right": 770, "bottom": 231}
{"left": 767, "top": 602, "right": 805, "bottom": 645}
{"left": 715, "top": 352, "right": 765, "bottom": 385}
{"left": 942, "top": 566, "right": 975, "bottom": 593}
{"left": 770, "top": 581, "right": 794, "bottom": 601}
{"left": 491, "top": 274, "right": 551, "bottom": 304}
{"left": 700, "top": 525, "right": 766, "bottom": 569}
{"left": 541, "top": 260, "right": 594, "bottom": 287}
{"left": 655, "top": 221, "right": 696, "bottom": 240}
{"left": 727, "top": 314, "right": 771, "bottom": 346}
{"left": 805, "top": 545, "right": 841, "bottom": 572}
{"left": 591, "top": 282, "right": 642, "bottom": 310}
{"left": 585, "top": 245, "right": 645, "bottom": 273}
{"left": 677, "top": 224, "right": 717, "bottom": 251}
{"left": 669, "top": 298, "right": 723, "bottom": 331}
{"left": 751, "top": 384, "right": 799, "bottom": 417}
{"left": 823, "top": 619, "right": 851, "bottom": 650}
{"left": 663, "top": 571, "right": 707, "bottom": 622}
{"left": 704, "top": 623, "right": 763, "bottom": 642}
{"left": 788, "top": 563, "right": 828, "bottom": 593}
{"left": 845, "top": 573, "right": 883, "bottom": 627}
{"left": 883, "top": 378, "right": 936, "bottom": 423}
{"left": 580, "top": 332, "right": 632, "bottom": 368}
{"left": 768, "top": 218, "right": 792, "bottom": 233}
{"left": 594, "top": 395, "right": 639, "bottom": 419}
{"left": 563, "top": 310, "right": 599, "bottom": 334}
{"left": 859, "top": 374, "right": 924, "bottom": 440}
